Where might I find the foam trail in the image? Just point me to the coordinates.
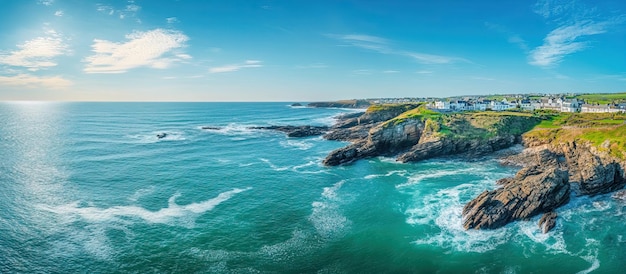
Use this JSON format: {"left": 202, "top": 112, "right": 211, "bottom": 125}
{"left": 364, "top": 170, "right": 408, "bottom": 180}
{"left": 279, "top": 139, "right": 313, "bottom": 150}
{"left": 260, "top": 158, "right": 290, "bottom": 171}
{"left": 396, "top": 168, "right": 477, "bottom": 189}
{"left": 309, "top": 180, "right": 351, "bottom": 239}
{"left": 40, "top": 188, "right": 251, "bottom": 225}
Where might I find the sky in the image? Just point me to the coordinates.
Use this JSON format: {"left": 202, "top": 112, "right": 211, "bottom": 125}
{"left": 0, "top": 0, "right": 625, "bottom": 101}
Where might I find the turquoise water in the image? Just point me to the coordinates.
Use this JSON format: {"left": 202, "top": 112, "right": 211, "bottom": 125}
{"left": 0, "top": 102, "right": 623, "bottom": 273}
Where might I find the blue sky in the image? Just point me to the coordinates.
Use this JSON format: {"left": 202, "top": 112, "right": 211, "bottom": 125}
{"left": 0, "top": 0, "right": 624, "bottom": 101}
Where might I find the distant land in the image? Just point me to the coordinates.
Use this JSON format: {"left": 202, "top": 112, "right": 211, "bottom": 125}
{"left": 282, "top": 92, "right": 626, "bottom": 233}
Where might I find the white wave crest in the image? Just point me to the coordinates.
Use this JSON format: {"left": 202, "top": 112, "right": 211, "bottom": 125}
{"left": 396, "top": 167, "right": 478, "bottom": 189}
{"left": 364, "top": 170, "right": 408, "bottom": 180}
{"left": 279, "top": 139, "right": 314, "bottom": 150}
{"left": 39, "top": 188, "right": 251, "bottom": 226}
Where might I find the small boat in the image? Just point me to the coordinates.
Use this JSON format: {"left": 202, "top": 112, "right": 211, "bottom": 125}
{"left": 156, "top": 133, "right": 167, "bottom": 139}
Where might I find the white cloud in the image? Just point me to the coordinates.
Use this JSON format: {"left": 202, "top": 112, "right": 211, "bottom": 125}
{"left": 54, "top": 10, "right": 63, "bottom": 17}
{"left": 416, "top": 70, "right": 433, "bottom": 74}
{"left": 38, "top": 0, "right": 54, "bottom": 6}
{"left": 0, "top": 74, "right": 71, "bottom": 89}
{"left": 84, "top": 29, "right": 190, "bottom": 74}
{"left": 405, "top": 52, "right": 467, "bottom": 64}
{"left": 166, "top": 17, "right": 179, "bottom": 24}
{"left": 330, "top": 33, "right": 467, "bottom": 64}
{"left": 97, "top": 5, "right": 115, "bottom": 15}
{"left": 126, "top": 4, "right": 141, "bottom": 12}
{"left": 209, "top": 60, "right": 262, "bottom": 73}
{"left": 0, "top": 29, "right": 68, "bottom": 71}
{"left": 383, "top": 70, "right": 399, "bottom": 73}
{"left": 529, "top": 21, "right": 608, "bottom": 67}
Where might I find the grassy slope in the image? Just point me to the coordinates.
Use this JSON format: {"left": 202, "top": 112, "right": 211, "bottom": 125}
{"left": 525, "top": 112, "right": 626, "bottom": 159}
{"left": 366, "top": 103, "right": 626, "bottom": 158}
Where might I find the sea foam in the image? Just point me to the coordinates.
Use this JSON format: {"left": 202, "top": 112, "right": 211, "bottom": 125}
{"left": 39, "top": 188, "right": 251, "bottom": 226}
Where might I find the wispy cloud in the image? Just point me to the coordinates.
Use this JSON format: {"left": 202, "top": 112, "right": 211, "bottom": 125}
{"left": 416, "top": 70, "right": 433, "bottom": 74}
{"left": 96, "top": 1, "right": 141, "bottom": 20}
{"left": 125, "top": 4, "right": 140, "bottom": 12}
{"left": 530, "top": 20, "right": 610, "bottom": 67}
{"left": 83, "top": 29, "right": 190, "bottom": 74}
{"left": 529, "top": 0, "right": 624, "bottom": 67}
{"left": 54, "top": 10, "right": 63, "bottom": 16}
{"left": 0, "top": 74, "right": 71, "bottom": 89}
{"left": 209, "top": 60, "right": 262, "bottom": 73}
{"left": 330, "top": 33, "right": 467, "bottom": 64}
{"left": 485, "top": 22, "right": 529, "bottom": 51}
{"left": 38, "top": 0, "right": 54, "bottom": 6}
{"left": 0, "top": 28, "right": 68, "bottom": 71}
{"left": 97, "top": 4, "right": 115, "bottom": 15}
{"left": 383, "top": 70, "right": 399, "bottom": 73}
{"left": 166, "top": 17, "right": 179, "bottom": 24}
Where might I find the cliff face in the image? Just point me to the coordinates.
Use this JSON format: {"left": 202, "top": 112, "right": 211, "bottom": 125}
{"left": 462, "top": 136, "right": 626, "bottom": 232}
{"left": 322, "top": 119, "right": 423, "bottom": 166}
{"left": 323, "top": 109, "right": 539, "bottom": 166}
{"left": 321, "top": 105, "right": 626, "bottom": 232}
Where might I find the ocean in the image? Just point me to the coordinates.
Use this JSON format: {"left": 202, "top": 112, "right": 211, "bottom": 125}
{"left": 0, "top": 102, "right": 623, "bottom": 273}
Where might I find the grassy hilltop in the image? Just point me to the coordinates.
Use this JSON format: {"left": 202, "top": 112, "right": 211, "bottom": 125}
{"left": 365, "top": 103, "right": 626, "bottom": 159}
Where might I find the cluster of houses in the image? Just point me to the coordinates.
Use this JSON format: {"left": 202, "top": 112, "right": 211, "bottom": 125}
{"left": 429, "top": 97, "right": 626, "bottom": 113}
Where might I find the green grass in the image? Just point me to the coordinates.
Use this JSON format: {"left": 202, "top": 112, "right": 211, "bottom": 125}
{"left": 580, "top": 125, "right": 626, "bottom": 159}
{"left": 525, "top": 112, "right": 626, "bottom": 159}
{"left": 576, "top": 92, "right": 626, "bottom": 104}
{"left": 366, "top": 103, "right": 421, "bottom": 113}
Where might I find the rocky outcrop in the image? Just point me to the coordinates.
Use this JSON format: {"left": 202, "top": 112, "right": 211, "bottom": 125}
{"left": 323, "top": 119, "right": 423, "bottom": 165}
{"left": 397, "top": 135, "right": 519, "bottom": 163}
{"left": 538, "top": 211, "right": 558, "bottom": 233}
{"left": 307, "top": 100, "right": 371, "bottom": 109}
{"left": 463, "top": 140, "right": 626, "bottom": 232}
{"left": 249, "top": 125, "right": 329, "bottom": 137}
{"left": 462, "top": 165, "right": 570, "bottom": 230}
{"left": 555, "top": 142, "right": 626, "bottom": 195}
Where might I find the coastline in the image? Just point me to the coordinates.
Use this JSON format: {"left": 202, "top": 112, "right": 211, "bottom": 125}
{"left": 287, "top": 103, "right": 626, "bottom": 233}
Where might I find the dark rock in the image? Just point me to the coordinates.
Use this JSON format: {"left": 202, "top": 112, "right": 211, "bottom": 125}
{"left": 538, "top": 211, "right": 558, "bottom": 233}
{"left": 291, "top": 103, "right": 302, "bottom": 107}
{"left": 323, "top": 119, "right": 423, "bottom": 165}
{"left": 201, "top": 126, "right": 222, "bottom": 130}
{"left": 462, "top": 165, "right": 570, "bottom": 230}
{"left": 156, "top": 133, "right": 167, "bottom": 139}
{"left": 307, "top": 100, "right": 371, "bottom": 109}
{"left": 249, "top": 125, "right": 329, "bottom": 138}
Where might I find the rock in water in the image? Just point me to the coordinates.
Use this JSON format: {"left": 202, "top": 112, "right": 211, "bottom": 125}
{"left": 156, "top": 133, "right": 167, "bottom": 139}
{"left": 462, "top": 165, "right": 570, "bottom": 230}
{"left": 248, "top": 125, "right": 329, "bottom": 138}
{"left": 538, "top": 211, "right": 558, "bottom": 233}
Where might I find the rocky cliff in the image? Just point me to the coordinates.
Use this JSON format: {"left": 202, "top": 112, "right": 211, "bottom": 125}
{"left": 307, "top": 99, "right": 371, "bottom": 109}
{"left": 323, "top": 108, "right": 539, "bottom": 166}
{"left": 463, "top": 132, "right": 626, "bottom": 232}
{"left": 319, "top": 104, "right": 626, "bottom": 233}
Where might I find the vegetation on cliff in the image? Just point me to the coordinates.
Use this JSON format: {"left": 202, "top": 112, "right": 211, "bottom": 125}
{"left": 524, "top": 112, "right": 626, "bottom": 159}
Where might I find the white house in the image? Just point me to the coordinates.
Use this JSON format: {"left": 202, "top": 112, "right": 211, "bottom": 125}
{"left": 560, "top": 99, "right": 580, "bottom": 112}
{"left": 433, "top": 101, "right": 450, "bottom": 110}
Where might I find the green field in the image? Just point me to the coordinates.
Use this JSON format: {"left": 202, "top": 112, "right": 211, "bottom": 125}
{"left": 576, "top": 92, "right": 626, "bottom": 104}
